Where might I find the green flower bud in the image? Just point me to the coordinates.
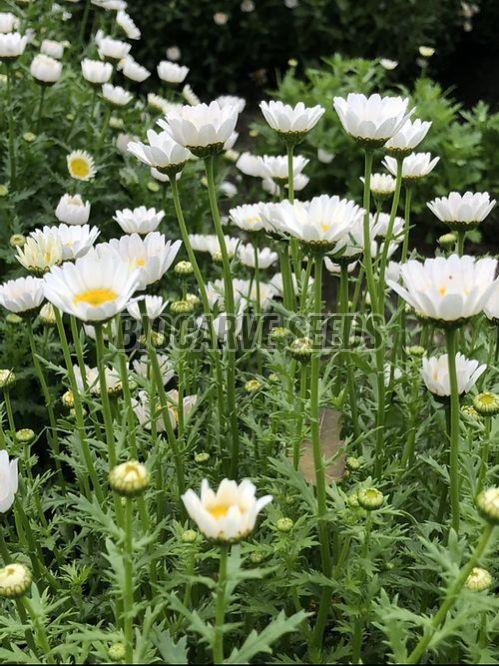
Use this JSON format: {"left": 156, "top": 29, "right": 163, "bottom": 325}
{"left": 23, "top": 132, "right": 36, "bottom": 143}
{"left": 269, "top": 326, "right": 291, "bottom": 343}
{"left": 140, "top": 331, "right": 165, "bottom": 348}
{"left": 185, "top": 293, "right": 200, "bottom": 308}
{"left": 244, "top": 378, "right": 261, "bottom": 394}
{"left": 346, "top": 456, "right": 362, "bottom": 471}
{"left": 465, "top": 567, "right": 492, "bottom": 592}
{"left": 147, "top": 180, "right": 160, "bottom": 193}
{"left": 5, "top": 313, "right": 22, "bottom": 326}
{"left": 461, "top": 405, "right": 482, "bottom": 422}
{"left": 39, "top": 302, "right": 57, "bottom": 326}
{"left": 250, "top": 550, "right": 264, "bottom": 564}
{"left": 268, "top": 373, "right": 279, "bottom": 383}
{"left": 406, "top": 345, "right": 426, "bottom": 357}
{"left": 0, "top": 563, "right": 32, "bottom": 598}
{"left": 276, "top": 517, "right": 294, "bottom": 533}
{"left": 287, "top": 337, "right": 314, "bottom": 361}
{"left": 15, "top": 428, "right": 35, "bottom": 444}
{"left": 438, "top": 232, "right": 457, "bottom": 248}
{"left": 0, "top": 369, "right": 15, "bottom": 389}
{"left": 108, "top": 642, "right": 126, "bottom": 662}
{"left": 174, "top": 260, "right": 194, "bottom": 276}
{"left": 0, "top": 184, "right": 9, "bottom": 197}
{"left": 347, "top": 491, "right": 360, "bottom": 508}
{"left": 473, "top": 392, "right": 499, "bottom": 417}
{"left": 476, "top": 487, "right": 499, "bottom": 525}
{"left": 194, "top": 452, "right": 210, "bottom": 463}
{"left": 9, "top": 233, "right": 26, "bottom": 248}
{"left": 357, "top": 487, "right": 384, "bottom": 510}
{"left": 109, "top": 460, "right": 150, "bottom": 497}
{"left": 181, "top": 529, "right": 198, "bottom": 544}
{"left": 61, "top": 389, "right": 74, "bottom": 408}
{"left": 170, "top": 299, "right": 194, "bottom": 314}
{"left": 109, "top": 116, "right": 124, "bottom": 130}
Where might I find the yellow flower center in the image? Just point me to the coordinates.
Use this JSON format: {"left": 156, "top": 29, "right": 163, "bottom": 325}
{"left": 438, "top": 285, "right": 447, "bottom": 296}
{"left": 207, "top": 503, "right": 232, "bottom": 520}
{"left": 70, "top": 157, "right": 90, "bottom": 179}
{"left": 135, "top": 258, "right": 146, "bottom": 267}
{"left": 321, "top": 223, "right": 330, "bottom": 232}
{"left": 74, "top": 288, "right": 118, "bottom": 307}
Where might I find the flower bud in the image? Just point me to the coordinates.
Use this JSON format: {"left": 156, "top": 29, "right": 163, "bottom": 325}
{"left": 438, "top": 232, "right": 457, "bottom": 248}
{"left": 0, "top": 369, "right": 15, "bottom": 389}
{"left": 5, "top": 313, "right": 22, "bottom": 326}
{"left": 140, "top": 331, "right": 165, "bottom": 348}
{"left": 174, "top": 260, "right": 194, "bottom": 276}
{"left": 0, "top": 563, "right": 32, "bottom": 598}
{"left": 15, "top": 428, "right": 35, "bottom": 444}
{"left": 244, "top": 378, "right": 261, "bottom": 394}
{"left": 476, "top": 487, "right": 499, "bottom": 525}
{"left": 61, "top": 389, "right": 74, "bottom": 408}
{"left": 39, "top": 302, "right": 56, "bottom": 326}
{"left": 276, "top": 517, "right": 294, "bottom": 533}
{"left": 269, "top": 326, "right": 291, "bottom": 343}
{"left": 357, "top": 487, "right": 384, "bottom": 510}
{"left": 347, "top": 492, "right": 360, "bottom": 508}
{"left": 109, "top": 460, "right": 149, "bottom": 497}
{"left": 23, "top": 132, "right": 36, "bottom": 143}
{"left": 250, "top": 550, "right": 264, "bottom": 564}
{"left": 268, "top": 373, "right": 279, "bottom": 383}
{"left": 9, "top": 233, "right": 26, "bottom": 248}
{"left": 108, "top": 642, "right": 126, "bottom": 662}
{"left": 465, "top": 567, "right": 492, "bottom": 592}
{"left": 406, "top": 345, "right": 426, "bottom": 357}
{"left": 194, "top": 452, "right": 210, "bottom": 463}
{"left": 346, "top": 456, "right": 362, "bottom": 471}
{"left": 461, "top": 405, "right": 482, "bottom": 423}
{"left": 287, "top": 337, "right": 314, "bottom": 361}
{"left": 185, "top": 293, "right": 200, "bottom": 308}
{"left": 473, "top": 392, "right": 499, "bottom": 417}
{"left": 181, "top": 529, "right": 198, "bottom": 544}
{"left": 170, "top": 299, "right": 194, "bottom": 314}
{"left": 0, "top": 184, "right": 9, "bottom": 197}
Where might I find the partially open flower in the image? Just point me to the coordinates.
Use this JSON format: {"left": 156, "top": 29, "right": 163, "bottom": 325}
{"left": 0, "top": 32, "right": 28, "bottom": 59}
{"left": 30, "top": 54, "right": 62, "bottom": 84}
{"left": 427, "top": 192, "right": 496, "bottom": 231}
{"left": 421, "top": 353, "right": 486, "bottom": 397}
{"left": 260, "top": 100, "right": 324, "bottom": 142}
{"left": 116, "top": 10, "right": 140, "bottom": 40}
{"left": 81, "top": 58, "right": 113, "bottom": 85}
{"left": 384, "top": 152, "right": 439, "bottom": 181}
{"left": 476, "top": 487, "right": 499, "bottom": 525}
{"left": 0, "top": 13, "right": 20, "bottom": 34}
{"left": 30, "top": 224, "right": 99, "bottom": 261}
{"left": 0, "top": 563, "right": 31, "bottom": 598}
{"left": 182, "top": 479, "right": 272, "bottom": 542}
{"left": 365, "top": 172, "right": 396, "bottom": 197}
{"left": 0, "top": 276, "right": 45, "bottom": 316}
{"left": 385, "top": 118, "right": 432, "bottom": 156}
{"left": 465, "top": 567, "right": 493, "bottom": 592}
{"left": 258, "top": 154, "right": 309, "bottom": 182}
{"left": 16, "top": 235, "right": 63, "bottom": 275}
{"left": 109, "top": 460, "right": 149, "bottom": 496}
{"left": 0, "top": 450, "right": 18, "bottom": 512}
{"left": 128, "top": 129, "right": 191, "bottom": 177}
{"left": 40, "top": 39, "right": 64, "bottom": 59}
{"left": 229, "top": 203, "right": 270, "bottom": 233}
{"left": 56, "top": 194, "right": 91, "bottom": 225}
{"left": 287, "top": 336, "right": 314, "bottom": 361}
{"left": 98, "top": 35, "right": 131, "bottom": 60}
{"left": 118, "top": 56, "right": 150, "bottom": 82}
{"left": 114, "top": 206, "right": 165, "bottom": 234}
{"left": 157, "top": 60, "right": 189, "bottom": 84}
{"left": 473, "top": 392, "right": 499, "bottom": 416}
{"left": 127, "top": 294, "right": 167, "bottom": 321}
{"left": 102, "top": 83, "right": 133, "bottom": 106}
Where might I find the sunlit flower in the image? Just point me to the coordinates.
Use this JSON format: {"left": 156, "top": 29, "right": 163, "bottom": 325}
{"left": 0, "top": 13, "right": 19, "bottom": 34}
{"left": 30, "top": 53, "right": 62, "bottom": 84}
{"left": 387, "top": 254, "right": 497, "bottom": 324}
{"left": 16, "top": 235, "right": 63, "bottom": 275}
{"left": 98, "top": 35, "right": 131, "bottom": 60}
{"left": 40, "top": 38, "right": 64, "bottom": 59}
{"left": 427, "top": 191, "right": 496, "bottom": 231}
{"left": 419, "top": 45, "right": 435, "bottom": 57}
{"left": 380, "top": 58, "right": 398, "bottom": 70}
{"left": 126, "top": 294, "right": 168, "bottom": 321}
{"left": 0, "top": 276, "right": 45, "bottom": 315}
{"left": 364, "top": 172, "right": 396, "bottom": 196}
{"left": 317, "top": 148, "right": 335, "bottom": 164}
{"left": 260, "top": 100, "right": 325, "bottom": 139}
{"left": 157, "top": 60, "right": 189, "bottom": 84}
{"left": 421, "top": 353, "right": 486, "bottom": 396}
{"left": 102, "top": 82, "right": 133, "bottom": 106}
{"left": 116, "top": 10, "right": 140, "bottom": 39}
{"left": 235, "top": 152, "right": 264, "bottom": 177}
{"left": 213, "top": 11, "right": 229, "bottom": 25}
{"left": 333, "top": 93, "right": 412, "bottom": 147}
{"left": 92, "top": 0, "right": 127, "bottom": 8}
{"left": 81, "top": 58, "right": 113, "bottom": 84}
{"left": 258, "top": 154, "right": 309, "bottom": 181}
{"left": 128, "top": 129, "right": 192, "bottom": 176}
{"left": 182, "top": 478, "right": 272, "bottom": 541}
{"left": 238, "top": 244, "right": 278, "bottom": 269}
{"left": 372, "top": 212, "right": 405, "bottom": 239}
{"left": 229, "top": 203, "right": 270, "bottom": 233}
{"left": 132, "top": 353, "right": 173, "bottom": 384}
{"left": 484, "top": 282, "right": 499, "bottom": 324}
{"left": 30, "top": 224, "right": 99, "bottom": 261}
{"left": 114, "top": 206, "right": 165, "bottom": 234}
{"left": 189, "top": 234, "right": 239, "bottom": 259}
{"left": 67, "top": 150, "right": 96, "bottom": 181}
{"left": 147, "top": 92, "right": 178, "bottom": 114}
{"left": 217, "top": 94, "right": 246, "bottom": 114}
{"left": 383, "top": 152, "right": 439, "bottom": 180}
{"left": 55, "top": 194, "right": 91, "bottom": 225}
{"left": 166, "top": 45, "right": 181, "bottom": 61}
{"left": 385, "top": 118, "right": 432, "bottom": 156}
{"left": 43, "top": 248, "right": 141, "bottom": 322}
{"left": 182, "top": 83, "right": 200, "bottom": 106}
{"left": 0, "top": 450, "right": 18, "bottom": 513}
{"left": 118, "top": 56, "right": 150, "bottom": 82}
{"left": 105, "top": 232, "right": 181, "bottom": 289}
{"left": 158, "top": 101, "right": 239, "bottom": 157}
{"left": 74, "top": 364, "right": 122, "bottom": 396}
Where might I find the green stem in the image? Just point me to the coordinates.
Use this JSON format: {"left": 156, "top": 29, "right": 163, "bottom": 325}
{"left": 340, "top": 263, "right": 359, "bottom": 439}
{"left": 94, "top": 323, "right": 117, "bottom": 469}
{"left": 123, "top": 497, "right": 134, "bottom": 663}
{"left": 378, "top": 157, "right": 403, "bottom": 309}
{"left": 478, "top": 417, "right": 491, "bottom": 493}
{"left": 3, "top": 390, "right": 15, "bottom": 433}
{"left": 70, "top": 315, "right": 88, "bottom": 393}
{"left": 96, "top": 104, "right": 112, "bottom": 153}
{"left": 115, "top": 315, "right": 137, "bottom": 458}
{"left": 6, "top": 65, "right": 16, "bottom": 188}
{"left": 401, "top": 185, "right": 412, "bottom": 263}
{"left": 361, "top": 150, "right": 378, "bottom": 313}
{"left": 445, "top": 327, "right": 461, "bottom": 535}
{"left": 204, "top": 156, "right": 239, "bottom": 477}
{"left": 35, "top": 85, "right": 46, "bottom": 134}
{"left": 407, "top": 523, "right": 495, "bottom": 664}
{"left": 213, "top": 544, "right": 229, "bottom": 664}
{"left": 23, "top": 597, "right": 52, "bottom": 659}
{"left": 287, "top": 144, "right": 295, "bottom": 204}
{"left": 293, "top": 363, "right": 308, "bottom": 469}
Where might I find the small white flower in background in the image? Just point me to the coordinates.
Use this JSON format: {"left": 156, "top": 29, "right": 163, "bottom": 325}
{"left": 372, "top": 212, "right": 405, "bottom": 239}
{"left": 333, "top": 93, "right": 412, "bottom": 147}
{"left": 147, "top": 92, "right": 179, "bottom": 114}
{"left": 116, "top": 10, "right": 140, "bottom": 40}
{"left": 324, "top": 256, "right": 357, "bottom": 275}
{"left": 114, "top": 206, "right": 165, "bottom": 234}
{"left": 166, "top": 45, "right": 181, "bottom": 61}
{"left": 16, "top": 235, "right": 63, "bottom": 275}
{"left": 116, "top": 132, "right": 139, "bottom": 154}
{"left": 386, "top": 261, "right": 401, "bottom": 284}
{"left": 55, "top": 194, "right": 91, "bottom": 225}
{"left": 380, "top": 58, "right": 398, "bottom": 70}
{"left": 30, "top": 224, "right": 99, "bottom": 261}
{"left": 92, "top": 0, "right": 127, "bottom": 9}
{"left": 0, "top": 276, "right": 45, "bottom": 315}
{"left": 40, "top": 39, "right": 64, "bottom": 59}
{"left": 105, "top": 233, "right": 182, "bottom": 289}
{"left": 67, "top": 150, "right": 96, "bottom": 181}
{"left": 236, "top": 152, "right": 265, "bottom": 177}
{"left": 83, "top": 319, "right": 118, "bottom": 341}
{"left": 127, "top": 129, "right": 192, "bottom": 175}
{"left": 157, "top": 60, "right": 189, "bottom": 84}
{"left": 0, "top": 32, "right": 28, "bottom": 59}
{"left": 219, "top": 180, "right": 237, "bottom": 198}
{"left": 0, "top": 450, "right": 18, "bottom": 513}
{"left": 233, "top": 278, "right": 278, "bottom": 310}
{"left": 284, "top": 0, "right": 299, "bottom": 7}
{"left": 238, "top": 243, "right": 278, "bottom": 269}
{"left": 387, "top": 254, "right": 498, "bottom": 323}
{"left": 213, "top": 11, "right": 229, "bottom": 25}
{"left": 74, "top": 364, "right": 122, "bottom": 396}
{"left": 150, "top": 166, "right": 180, "bottom": 183}
{"left": 132, "top": 353, "right": 173, "bottom": 384}
{"left": 317, "top": 148, "right": 335, "bottom": 164}
{"left": 217, "top": 95, "right": 246, "bottom": 114}
{"left": 421, "top": 353, "right": 486, "bottom": 397}
{"left": 260, "top": 100, "right": 325, "bottom": 138}
{"left": 182, "top": 478, "right": 272, "bottom": 542}
{"left": 363, "top": 172, "right": 396, "bottom": 196}
{"left": 269, "top": 271, "right": 309, "bottom": 298}
{"left": 189, "top": 234, "right": 239, "bottom": 260}
{"left": 224, "top": 132, "right": 239, "bottom": 153}
{"left": 229, "top": 203, "right": 270, "bottom": 233}
{"left": 384, "top": 363, "right": 402, "bottom": 387}
{"left": 118, "top": 56, "right": 150, "bottom": 82}
{"left": 98, "top": 35, "right": 131, "bottom": 60}
{"left": 0, "top": 13, "right": 20, "bottom": 34}
{"left": 241, "top": 0, "right": 255, "bottom": 11}
{"left": 182, "top": 83, "right": 200, "bottom": 106}
{"left": 263, "top": 173, "right": 309, "bottom": 196}
{"left": 127, "top": 295, "right": 167, "bottom": 321}
{"left": 385, "top": 118, "right": 432, "bottom": 156}
{"left": 258, "top": 154, "right": 309, "bottom": 181}
{"left": 81, "top": 58, "right": 113, "bottom": 84}
{"left": 43, "top": 247, "right": 141, "bottom": 322}
{"left": 419, "top": 45, "right": 435, "bottom": 57}
{"left": 370, "top": 238, "right": 401, "bottom": 261}
{"left": 30, "top": 54, "right": 63, "bottom": 84}
{"left": 102, "top": 82, "right": 133, "bottom": 106}
{"left": 158, "top": 101, "right": 240, "bottom": 156}
{"left": 383, "top": 152, "right": 439, "bottom": 180}
{"left": 484, "top": 282, "right": 499, "bottom": 323}
{"left": 427, "top": 191, "right": 496, "bottom": 231}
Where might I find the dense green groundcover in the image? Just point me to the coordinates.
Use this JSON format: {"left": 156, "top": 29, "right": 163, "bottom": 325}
{"left": 0, "top": 1, "right": 498, "bottom": 665}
